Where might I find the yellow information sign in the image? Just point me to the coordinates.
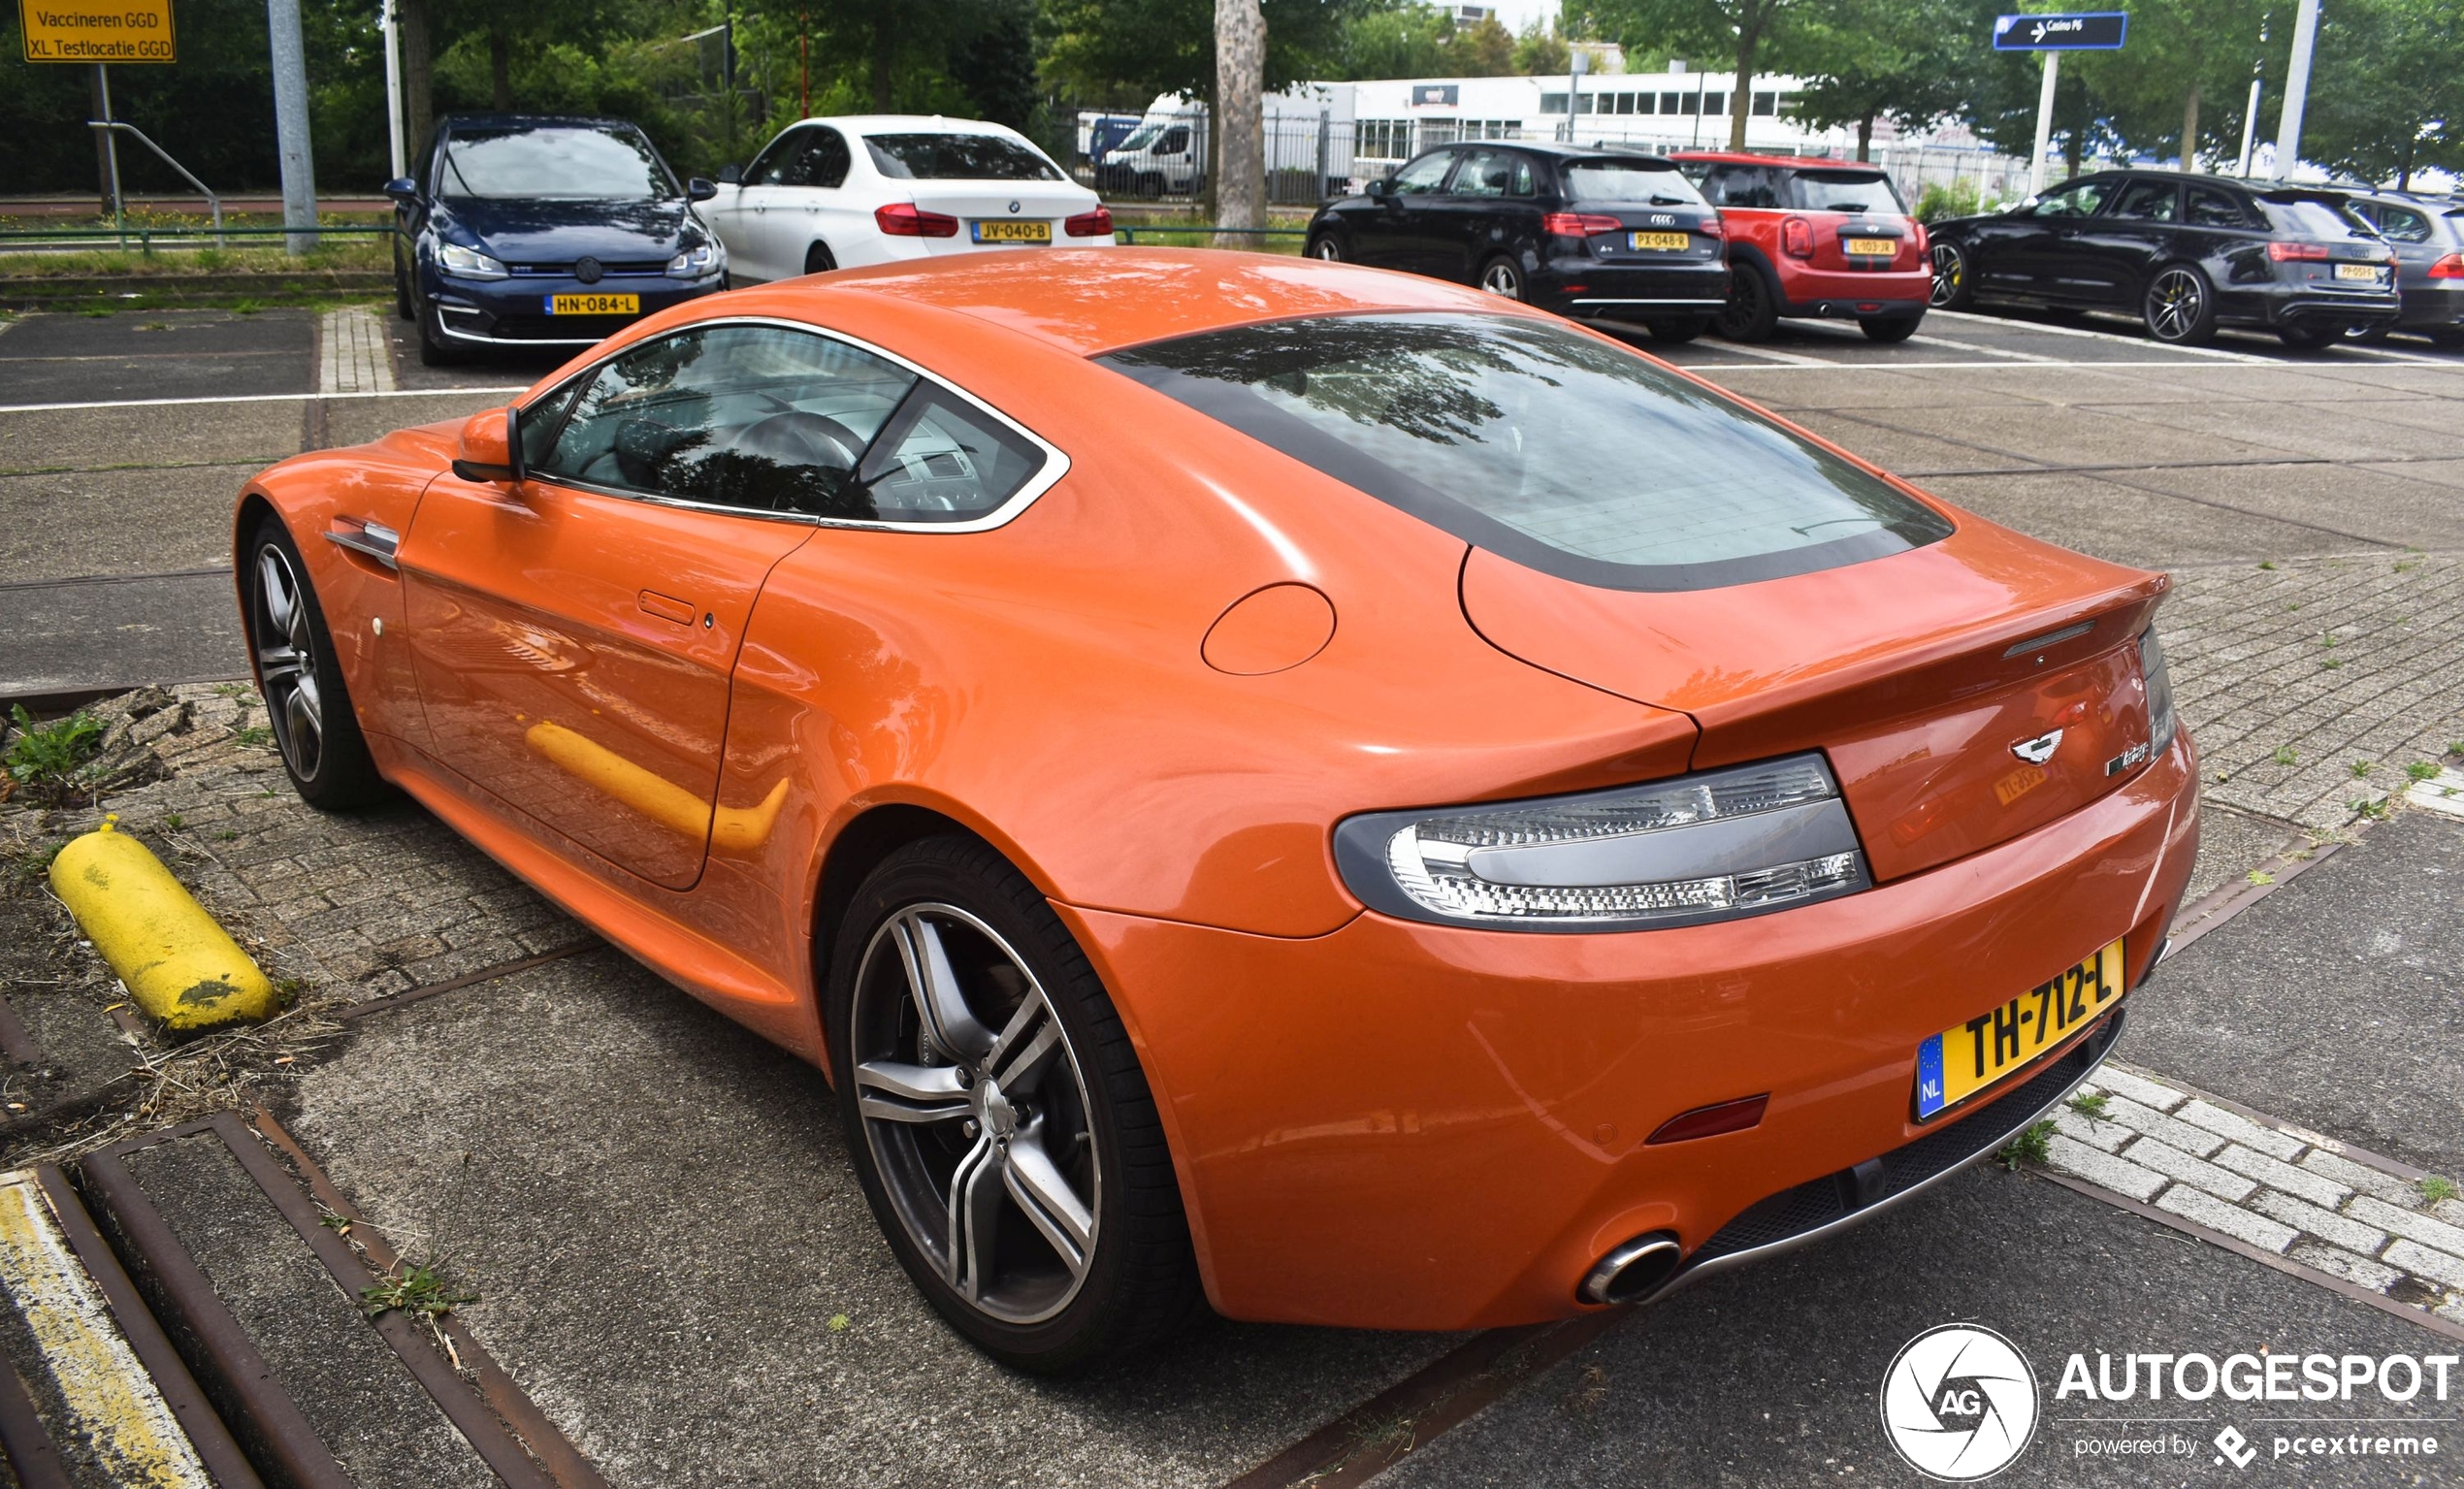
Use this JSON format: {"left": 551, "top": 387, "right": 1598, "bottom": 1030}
{"left": 19, "top": 0, "right": 176, "bottom": 63}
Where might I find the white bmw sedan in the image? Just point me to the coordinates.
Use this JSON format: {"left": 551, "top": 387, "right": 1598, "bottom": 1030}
{"left": 702, "top": 115, "right": 1117, "bottom": 283}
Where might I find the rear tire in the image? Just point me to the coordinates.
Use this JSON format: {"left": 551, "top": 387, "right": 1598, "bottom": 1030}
{"left": 1714, "top": 263, "right": 1781, "bottom": 341}
{"left": 803, "top": 242, "right": 838, "bottom": 275}
{"left": 2277, "top": 323, "right": 2341, "bottom": 350}
{"left": 1476, "top": 255, "right": 1527, "bottom": 301}
{"left": 1860, "top": 313, "right": 1923, "bottom": 343}
{"left": 2141, "top": 264, "right": 2218, "bottom": 346}
{"left": 1643, "top": 316, "right": 1708, "bottom": 343}
{"left": 242, "top": 514, "right": 390, "bottom": 811}
{"left": 2429, "top": 328, "right": 2464, "bottom": 350}
{"left": 827, "top": 836, "right": 1203, "bottom": 1374}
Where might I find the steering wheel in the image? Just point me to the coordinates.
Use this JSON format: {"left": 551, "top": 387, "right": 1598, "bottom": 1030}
{"left": 727, "top": 410, "right": 865, "bottom": 472}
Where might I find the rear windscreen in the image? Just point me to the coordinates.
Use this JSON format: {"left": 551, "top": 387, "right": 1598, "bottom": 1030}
{"left": 2258, "top": 196, "right": 2376, "bottom": 240}
{"left": 1789, "top": 170, "right": 1904, "bottom": 214}
{"left": 1563, "top": 160, "right": 1706, "bottom": 206}
{"left": 865, "top": 133, "right": 1062, "bottom": 181}
{"left": 1101, "top": 313, "right": 1952, "bottom": 592}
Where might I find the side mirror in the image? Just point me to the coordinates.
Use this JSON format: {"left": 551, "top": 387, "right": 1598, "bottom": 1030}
{"left": 716, "top": 163, "right": 742, "bottom": 186}
{"left": 687, "top": 177, "right": 718, "bottom": 202}
{"left": 452, "top": 406, "right": 521, "bottom": 484}
{"left": 1366, "top": 177, "right": 1391, "bottom": 201}
{"left": 382, "top": 176, "right": 422, "bottom": 206}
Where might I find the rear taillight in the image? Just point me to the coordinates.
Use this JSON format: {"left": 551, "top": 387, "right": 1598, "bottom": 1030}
{"left": 1781, "top": 215, "right": 1814, "bottom": 258}
{"left": 2431, "top": 253, "right": 2464, "bottom": 278}
{"left": 1910, "top": 220, "right": 1929, "bottom": 256}
{"left": 2267, "top": 241, "right": 2330, "bottom": 262}
{"left": 1541, "top": 211, "right": 1623, "bottom": 238}
{"left": 875, "top": 203, "right": 959, "bottom": 239}
{"left": 1064, "top": 206, "right": 1114, "bottom": 238}
{"left": 1698, "top": 218, "right": 1724, "bottom": 240}
{"left": 2138, "top": 628, "right": 2177, "bottom": 750}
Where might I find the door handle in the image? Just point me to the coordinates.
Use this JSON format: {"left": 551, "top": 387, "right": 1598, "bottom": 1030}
{"left": 637, "top": 589, "right": 694, "bottom": 625}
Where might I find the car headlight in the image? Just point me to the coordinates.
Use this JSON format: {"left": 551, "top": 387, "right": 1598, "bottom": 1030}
{"left": 436, "top": 242, "right": 507, "bottom": 280}
{"left": 1333, "top": 753, "right": 1869, "bottom": 931}
{"left": 667, "top": 241, "right": 723, "bottom": 278}
{"left": 2138, "top": 627, "right": 2177, "bottom": 748}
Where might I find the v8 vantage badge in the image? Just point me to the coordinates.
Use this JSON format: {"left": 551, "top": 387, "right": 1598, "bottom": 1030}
{"left": 1882, "top": 1324, "right": 2041, "bottom": 1480}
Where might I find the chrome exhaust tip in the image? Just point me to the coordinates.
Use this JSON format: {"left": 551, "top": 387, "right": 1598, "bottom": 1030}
{"left": 1578, "top": 1231, "right": 1683, "bottom": 1307}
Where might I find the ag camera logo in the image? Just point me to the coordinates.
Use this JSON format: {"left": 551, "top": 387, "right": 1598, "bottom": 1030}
{"left": 1881, "top": 1324, "right": 2040, "bottom": 1480}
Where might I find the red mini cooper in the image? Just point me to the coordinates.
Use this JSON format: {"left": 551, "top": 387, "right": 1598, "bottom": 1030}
{"left": 1671, "top": 151, "right": 1931, "bottom": 343}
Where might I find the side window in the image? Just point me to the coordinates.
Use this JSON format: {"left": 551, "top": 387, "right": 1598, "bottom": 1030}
{"left": 781, "top": 127, "right": 850, "bottom": 189}
{"left": 518, "top": 380, "right": 584, "bottom": 470}
{"left": 1390, "top": 151, "right": 1456, "bottom": 195}
{"left": 1509, "top": 156, "right": 1536, "bottom": 196}
{"left": 2185, "top": 186, "right": 2250, "bottom": 229}
{"left": 1448, "top": 149, "right": 1513, "bottom": 198}
{"left": 2110, "top": 180, "right": 2179, "bottom": 222}
{"left": 2376, "top": 206, "right": 2431, "bottom": 243}
{"left": 744, "top": 128, "right": 809, "bottom": 187}
{"left": 2031, "top": 179, "right": 2110, "bottom": 218}
{"left": 535, "top": 326, "right": 921, "bottom": 518}
{"left": 856, "top": 386, "right": 1050, "bottom": 523}
{"left": 1157, "top": 125, "right": 1190, "bottom": 155}
{"left": 1705, "top": 167, "right": 1776, "bottom": 209}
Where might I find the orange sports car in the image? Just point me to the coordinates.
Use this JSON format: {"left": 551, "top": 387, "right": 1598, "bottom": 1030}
{"left": 236, "top": 249, "right": 2197, "bottom": 1372}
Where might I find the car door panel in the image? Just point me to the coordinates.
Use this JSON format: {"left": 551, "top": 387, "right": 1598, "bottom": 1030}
{"left": 1358, "top": 151, "right": 1459, "bottom": 272}
{"left": 2077, "top": 178, "right": 2181, "bottom": 307}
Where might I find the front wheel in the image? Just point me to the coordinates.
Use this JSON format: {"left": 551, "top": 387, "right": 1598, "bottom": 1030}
{"left": 1308, "top": 234, "right": 1343, "bottom": 262}
{"left": 803, "top": 242, "right": 838, "bottom": 275}
{"left": 1861, "top": 313, "right": 1924, "bottom": 343}
{"left": 2142, "top": 264, "right": 2218, "bottom": 346}
{"left": 1714, "top": 264, "right": 1780, "bottom": 341}
{"left": 1477, "top": 255, "right": 1527, "bottom": 301}
{"left": 829, "top": 836, "right": 1202, "bottom": 1373}
{"left": 243, "top": 516, "right": 389, "bottom": 811}
{"left": 1929, "top": 241, "right": 1973, "bottom": 309}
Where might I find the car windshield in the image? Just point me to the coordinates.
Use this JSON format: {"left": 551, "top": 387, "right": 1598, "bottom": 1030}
{"left": 2257, "top": 194, "right": 2377, "bottom": 240}
{"left": 1791, "top": 170, "right": 1903, "bottom": 213}
{"left": 1102, "top": 313, "right": 1952, "bottom": 591}
{"left": 438, "top": 126, "right": 673, "bottom": 201}
{"left": 865, "top": 133, "right": 1061, "bottom": 181}
{"left": 1564, "top": 161, "right": 1705, "bottom": 206}
{"left": 1115, "top": 123, "right": 1164, "bottom": 151}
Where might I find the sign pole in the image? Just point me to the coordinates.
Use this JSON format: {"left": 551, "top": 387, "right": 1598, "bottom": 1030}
{"left": 97, "top": 63, "right": 126, "bottom": 246}
{"left": 2029, "top": 50, "right": 2059, "bottom": 196}
{"left": 2271, "top": 0, "right": 2319, "bottom": 179}
{"left": 2235, "top": 77, "right": 2261, "bottom": 177}
{"left": 265, "top": 0, "right": 317, "bottom": 255}
{"left": 380, "top": 0, "right": 405, "bottom": 179}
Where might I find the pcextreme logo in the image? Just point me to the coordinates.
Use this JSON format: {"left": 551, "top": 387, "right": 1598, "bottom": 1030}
{"left": 1880, "top": 1324, "right": 2040, "bottom": 1481}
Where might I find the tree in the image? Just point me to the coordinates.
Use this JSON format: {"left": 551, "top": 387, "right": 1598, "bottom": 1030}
{"left": 1216, "top": 0, "right": 1265, "bottom": 234}
{"left": 1331, "top": 1, "right": 1451, "bottom": 81}
{"left": 2300, "top": 0, "right": 2464, "bottom": 186}
{"left": 1782, "top": 0, "right": 1969, "bottom": 160}
{"left": 1510, "top": 21, "right": 1568, "bottom": 77}
{"left": 1581, "top": 0, "right": 1800, "bottom": 148}
{"left": 2092, "top": 0, "right": 2264, "bottom": 171}
{"left": 1451, "top": 15, "right": 1516, "bottom": 77}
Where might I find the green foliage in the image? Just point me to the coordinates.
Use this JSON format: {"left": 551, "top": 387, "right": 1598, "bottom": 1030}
{"left": 1997, "top": 1119, "right": 2055, "bottom": 1170}
{"left": 4, "top": 705, "right": 103, "bottom": 792}
{"left": 1510, "top": 22, "right": 1570, "bottom": 78}
{"left": 2420, "top": 1176, "right": 2460, "bottom": 1205}
{"left": 2405, "top": 761, "right": 2442, "bottom": 783}
{"left": 2066, "top": 1092, "right": 2109, "bottom": 1119}
{"left": 1914, "top": 178, "right": 1982, "bottom": 223}
{"left": 361, "top": 1258, "right": 475, "bottom": 1321}
{"left": 2300, "top": 0, "right": 2464, "bottom": 187}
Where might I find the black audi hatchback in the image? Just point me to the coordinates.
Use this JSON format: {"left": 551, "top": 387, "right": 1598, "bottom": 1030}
{"left": 1927, "top": 169, "right": 2398, "bottom": 348}
{"left": 1306, "top": 144, "right": 1729, "bottom": 341}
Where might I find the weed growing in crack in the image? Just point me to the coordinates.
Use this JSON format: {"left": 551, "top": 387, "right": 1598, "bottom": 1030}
{"left": 1997, "top": 1120, "right": 2055, "bottom": 1171}
{"left": 2419, "top": 1176, "right": 2459, "bottom": 1206}
{"left": 2405, "top": 761, "right": 2441, "bottom": 783}
{"left": 4, "top": 705, "right": 103, "bottom": 802}
{"left": 2274, "top": 746, "right": 2299, "bottom": 766}
{"left": 2066, "top": 1092, "right": 2110, "bottom": 1119}
{"left": 2351, "top": 761, "right": 2375, "bottom": 778}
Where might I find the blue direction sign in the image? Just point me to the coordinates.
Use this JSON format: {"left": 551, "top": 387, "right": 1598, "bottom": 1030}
{"left": 1993, "top": 12, "right": 2128, "bottom": 50}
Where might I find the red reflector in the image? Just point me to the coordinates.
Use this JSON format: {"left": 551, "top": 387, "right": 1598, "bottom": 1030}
{"left": 2430, "top": 253, "right": 2464, "bottom": 279}
{"left": 2267, "top": 240, "right": 2330, "bottom": 262}
{"left": 1646, "top": 1093, "right": 1769, "bottom": 1145}
{"left": 1542, "top": 211, "right": 1623, "bottom": 238}
{"left": 1064, "top": 206, "right": 1114, "bottom": 238}
{"left": 1781, "top": 215, "right": 1814, "bottom": 258}
{"left": 875, "top": 202, "right": 960, "bottom": 239}
{"left": 1562, "top": 284, "right": 1588, "bottom": 293}
{"left": 1857, "top": 302, "right": 1882, "bottom": 312}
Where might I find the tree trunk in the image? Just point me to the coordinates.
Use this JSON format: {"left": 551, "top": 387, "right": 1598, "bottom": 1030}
{"left": 1856, "top": 114, "right": 1873, "bottom": 163}
{"left": 400, "top": 0, "right": 433, "bottom": 164}
{"left": 2398, "top": 138, "right": 2415, "bottom": 191}
{"left": 1728, "top": 10, "right": 1761, "bottom": 151}
{"left": 1214, "top": 0, "right": 1266, "bottom": 240}
{"left": 2179, "top": 81, "right": 2200, "bottom": 171}
{"left": 2065, "top": 78, "right": 2087, "bottom": 178}
{"left": 488, "top": 22, "right": 512, "bottom": 111}
{"left": 871, "top": 23, "right": 893, "bottom": 111}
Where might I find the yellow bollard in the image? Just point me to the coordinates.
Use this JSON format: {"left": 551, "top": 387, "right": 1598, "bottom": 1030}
{"left": 49, "top": 817, "right": 276, "bottom": 1033}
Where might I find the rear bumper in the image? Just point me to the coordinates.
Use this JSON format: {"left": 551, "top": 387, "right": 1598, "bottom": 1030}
{"left": 1778, "top": 265, "right": 1932, "bottom": 319}
{"left": 2396, "top": 280, "right": 2464, "bottom": 329}
{"left": 1063, "top": 727, "right": 2201, "bottom": 1331}
{"left": 1536, "top": 257, "right": 1730, "bottom": 318}
{"left": 2255, "top": 287, "right": 2401, "bottom": 331}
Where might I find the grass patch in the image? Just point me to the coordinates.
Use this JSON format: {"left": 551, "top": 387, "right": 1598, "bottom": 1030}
{"left": 2350, "top": 760, "right": 2374, "bottom": 778}
{"left": 233, "top": 725, "right": 273, "bottom": 749}
{"left": 2405, "top": 761, "right": 2442, "bottom": 783}
{"left": 1997, "top": 1119, "right": 2056, "bottom": 1170}
{"left": 361, "top": 1258, "right": 475, "bottom": 1322}
{"left": 2419, "top": 1176, "right": 2459, "bottom": 1205}
{"left": 2066, "top": 1092, "right": 2109, "bottom": 1119}
{"left": 4, "top": 704, "right": 104, "bottom": 802}
{"left": 2274, "top": 746, "right": 2299, "bottom": 766}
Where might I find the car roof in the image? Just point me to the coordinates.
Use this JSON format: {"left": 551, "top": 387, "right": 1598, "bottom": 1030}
{"left": 725, "top": 247, "right": 1550, "bottom": 361}
{"left": 788, "top": 114, "right": 1031, "bottom": 138}
{"left": 1668, "top": 150, "right": 1878, "bottom": 172}
{"left": 437, "top": 113, "right": 639, "bottom": 133}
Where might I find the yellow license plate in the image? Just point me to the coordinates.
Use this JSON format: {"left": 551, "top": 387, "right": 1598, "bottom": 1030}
{"left": 1916, "top": 938, "right": 2124, "bottom": 1119}
{"left": 2334, "top": 263, "right": 2381, "bottom": 282}
{"left": 545, "top": 293, "right": 638, "bottom": 314}
{"left": 1629, "top": 231, "right": 1691, "bottom": 251}
{"left": 1845, "top": 238, "right": 1897, "bottom": 257}
{"left": 973, "top": 220, "right": 1052, "bottom": 243}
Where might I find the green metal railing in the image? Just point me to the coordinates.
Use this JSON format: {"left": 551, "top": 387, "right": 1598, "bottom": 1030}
{"left": 1113, "top": 225, "right": 1309, "bottom": 245}
{"left": 0, "top": 224, "right": 397, "bottom": 254}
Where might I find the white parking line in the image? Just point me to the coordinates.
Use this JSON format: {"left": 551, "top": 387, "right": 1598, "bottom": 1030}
{"left": 0, "top": 386, "right": 530, "bottom": 415}
{"left": 1685, "top": 340, "right": 1836, "bottom": 367}
{"left": 1903, "top": 333, "right": 2064, "bottom": 362}
{"left": 1925, "top": 308, "right": 2278, "bottom": 363}
{"left": 1690, "top": 358, "right": 2406, "bottom": 372}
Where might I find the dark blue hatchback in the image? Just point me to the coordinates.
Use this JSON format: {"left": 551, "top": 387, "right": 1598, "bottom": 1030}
{"left": 387, "top": 114, "right": 728, "bottom": 365}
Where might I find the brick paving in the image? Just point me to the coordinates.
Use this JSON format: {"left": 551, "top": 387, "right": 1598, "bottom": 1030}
{"left": 2050, "top": 1062, "right": 2464, "bottom": 1326}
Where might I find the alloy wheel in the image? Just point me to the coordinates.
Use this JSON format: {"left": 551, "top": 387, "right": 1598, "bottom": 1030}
{"left": 851, "top": 903, "right": 1101, "bottom": 1326}
{"left": 1928, "top": 243, "right": 1963, "bottom": 308}
{"left": 249, "top": 545, "right": 325, "bottom": 783}
{"left": 1479, "top": 260, "right": 1523, "bottom": 298}
{"left": 1312, "top": 237, "right": 1342, "bottom": 262}
{"left": 2146, "top": 267, "right": 2205, "bottom": 342}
